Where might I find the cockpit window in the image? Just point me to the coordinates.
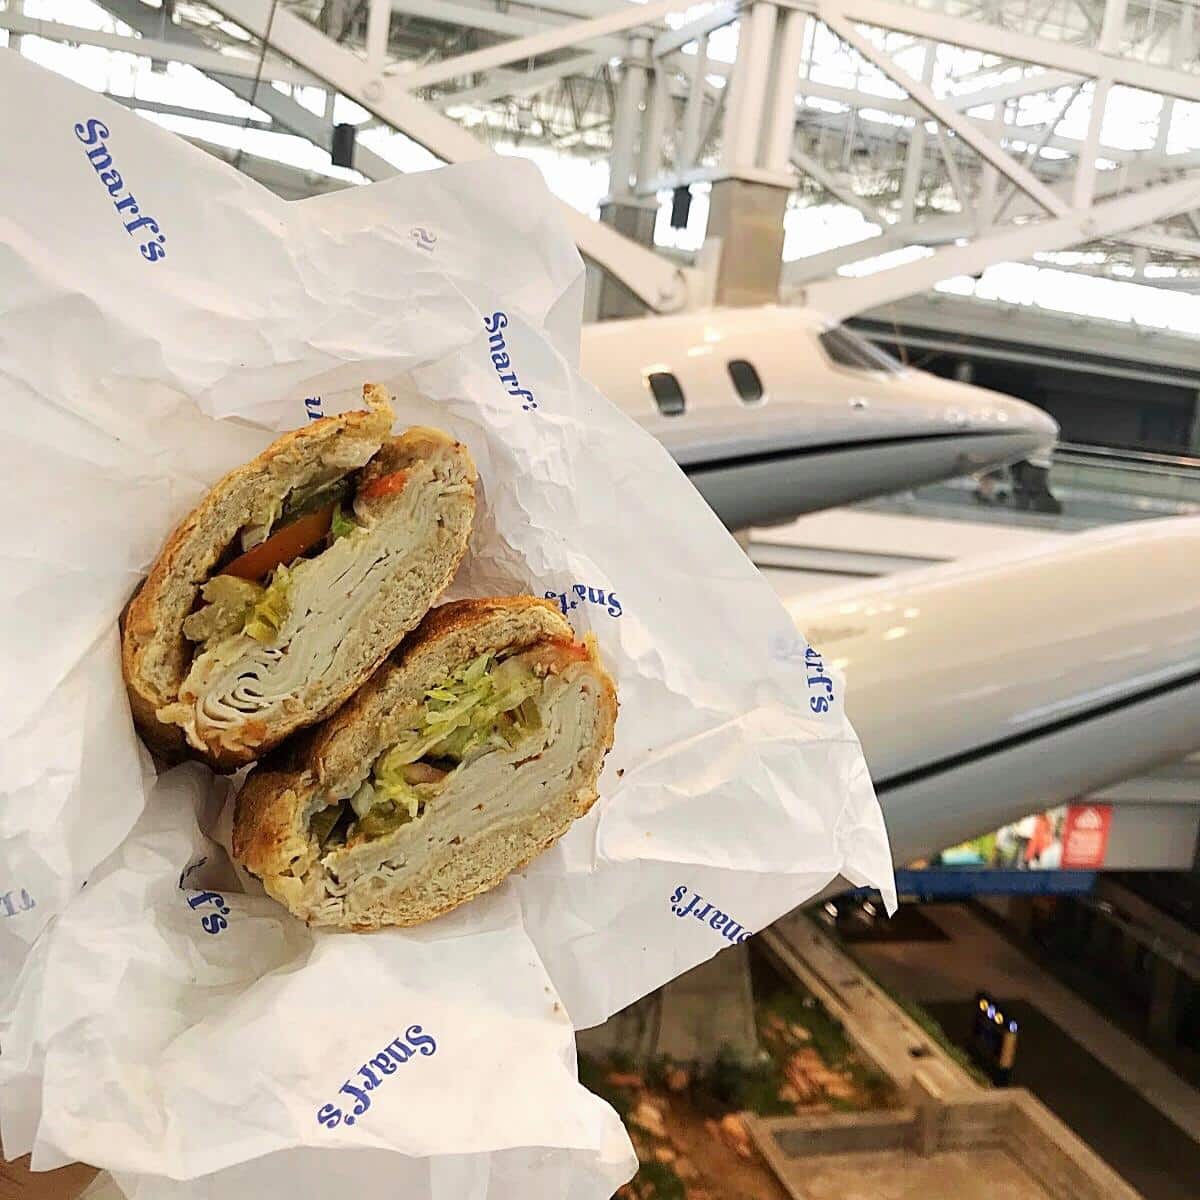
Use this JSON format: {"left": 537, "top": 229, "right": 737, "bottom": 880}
{"left": 819, "top": 326, "right": 902, "bottom": 374}
{"left": 728, "top": 359, "right": 764, "bottom": 404}
{"left": 648, "top": 371, "right": 685, "bottom": 416}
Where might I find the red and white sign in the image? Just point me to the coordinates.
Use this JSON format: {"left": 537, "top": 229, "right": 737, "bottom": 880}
{"left": 1061, "top": 803, "right": 1113, "bottom": 869}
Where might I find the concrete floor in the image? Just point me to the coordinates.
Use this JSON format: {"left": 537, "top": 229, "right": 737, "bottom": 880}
{"left": 787, "top": 1147, "right": 1052, "bottom": 1200}
{"left": 849, "top": 903, "right": 1200, "bottom": 1140}
{"left": 849, "top": 903, "right": 1200, "bottom": 1200}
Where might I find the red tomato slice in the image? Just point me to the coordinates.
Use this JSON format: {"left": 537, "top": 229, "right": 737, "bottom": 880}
{"left": 524, "top": 638, "right": 590, "bottom": 674}
{"left": 361, "top": 470, "right": 408, "bottom": 501}
{"left": 220, "top": 505, "right": 333, "bottom": 581}
{"left": 553, "top": 638, "right": 590, "bottom": 664}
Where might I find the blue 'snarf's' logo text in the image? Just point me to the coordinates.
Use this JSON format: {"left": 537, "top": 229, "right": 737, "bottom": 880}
{"left": 670, "top": 885, "right": 751, "bottom": 945}
{"left": 74, "top": 118, "right": 167, "bottom": 263}
{"left": 0, "top": 888, "right": 35, "bottom": 918}
{"left": 805, "top": 645, "right": 834, "bottom": 714}
{"left": 185, "top": 888, "right": 231, "bottom": 936}
{"left": 484, "top": 312, "right": 537, "bottom": 411}
{"left": 317, "top": 1026, "right": 438, "bottom": 1129}
{"left": 545, "top": 584, "right": 622, "bottom": 619}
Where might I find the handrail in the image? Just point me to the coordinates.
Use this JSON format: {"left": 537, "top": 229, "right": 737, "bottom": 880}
{"left": 1055, "top": 441, "right": 1200, "bottom": 473}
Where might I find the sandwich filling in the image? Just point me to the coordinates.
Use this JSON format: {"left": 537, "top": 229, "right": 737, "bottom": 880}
{"left": 160, "top": 442, "right": 472, "bottom": 756}
{"left": 296, "top": 638, "right": 602, "bottom": 924}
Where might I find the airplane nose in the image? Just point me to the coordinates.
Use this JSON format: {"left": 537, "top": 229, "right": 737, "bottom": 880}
{"left": 961, "top": 390, "right": 1059, "bottom": 459}
{"left": 1000, "top": 394, "right": 1059, "bottom": 442}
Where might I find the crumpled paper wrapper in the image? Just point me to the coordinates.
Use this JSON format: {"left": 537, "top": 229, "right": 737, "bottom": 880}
{"left": 0, "top": 52, "right": 893, "bottom": 1196}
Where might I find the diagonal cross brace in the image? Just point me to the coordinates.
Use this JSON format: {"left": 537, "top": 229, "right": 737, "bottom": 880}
{"left": 802, "top": 175, "right": 1200, "bottom": 318}
{"left": 96, "top": 0, "right": 400, "bottom": 182}
{"left": 203, "top": 0, "right": 694, "bottom": 310}
{"left": 821, "top": 8, "right": 1071, "bottom": 217}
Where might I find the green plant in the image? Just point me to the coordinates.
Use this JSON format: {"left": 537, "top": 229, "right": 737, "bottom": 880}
{"left": 692, "top": 1044, "right": 794, "bottom": 1117}
{"left": 631, "top": 1161, "right": 686, "bottom": 1200}
{"left": 577, "top": 1052, "right": 635, "bottom": 1121}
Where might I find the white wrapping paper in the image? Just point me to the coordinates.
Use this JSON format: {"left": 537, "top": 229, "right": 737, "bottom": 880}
{"left": 3, "top": 767, "right": 635, "bottom": 1197}
{"left": 0, "top": 52, "right": 894, "bottom": 1195}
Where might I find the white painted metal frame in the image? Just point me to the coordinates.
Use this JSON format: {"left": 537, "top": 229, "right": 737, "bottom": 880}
{"left": 203, "top": 0, "right": 698, "bottom": 311}
{"left": 797, "top": 0, "right": 1200, "bottom": 104}
{"left": 803, "top": 176, "right": 1200, "bottom": 318}
{"left": 14, "top": 0, "right": 1200, "bottom": 318}
{"left": 390, "top": 0, "right": 714, "bottom": 90}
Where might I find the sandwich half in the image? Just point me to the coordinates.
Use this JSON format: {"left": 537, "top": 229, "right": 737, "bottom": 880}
{"left": 232, "top": 597, "right": 618, "bottom": 929}
{"left": 122, "top": 384, "right": 477, "bottom": 768}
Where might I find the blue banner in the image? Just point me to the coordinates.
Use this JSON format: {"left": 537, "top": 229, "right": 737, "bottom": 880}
{"left": 851, "top": 868, "right": 1097, "bottom": 900}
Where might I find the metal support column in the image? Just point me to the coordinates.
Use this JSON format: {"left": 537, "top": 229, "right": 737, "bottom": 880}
{"left": 608, "top": 39, "right": 648, "bottom": 201}
{"left": 365, "top": 0, "right": 390, "bottom": 73}
{"left": 721, "top": 0, "right": 777, "bottom": 171}
{"left": 1076, "top": 0, "right": 1126, "bottom": 208}
{"left": 706, "top": 1, "right": 793, "bottom": 305}
{"left": 7, "top": 0, "right": 22, "bottom": 53}
{"left": 762, "top": 8, "right": 808, "bottom": 172}
{"left": 899, "top": 43, "right": 936, "bottom": 225}
{"left": 637, "top": 67, "right": 670, "bottom": 190}
{"left": 679, "top": 35, "right": 709, "bottom": 169}
{"left": 977, "top": 103, "right": 1006, "bottom": 229}
{"left": 706, "top": 178, "right": 790, "bottom": 305}
{"left": 597, "top": 36, "right": 659, "bottom": 317}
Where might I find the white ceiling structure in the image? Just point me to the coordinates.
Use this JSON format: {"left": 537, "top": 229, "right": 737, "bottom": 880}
{"left": 6, "top": 0, "right": 1200, "bottom": 325}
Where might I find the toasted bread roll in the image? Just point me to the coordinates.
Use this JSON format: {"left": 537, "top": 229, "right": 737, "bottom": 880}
{"left": 122, "top": 385, "right": 477, "bottom": 768}
{"left": 233, "top": 597, "right": 618, "bottom": 929}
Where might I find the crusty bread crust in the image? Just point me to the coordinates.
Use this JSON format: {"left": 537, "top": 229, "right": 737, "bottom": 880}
{"left": 121, "top": 384, "right": 476, "bottom": 768}
{"left": 232, "top": 596, "right": 618, "bottom": 929}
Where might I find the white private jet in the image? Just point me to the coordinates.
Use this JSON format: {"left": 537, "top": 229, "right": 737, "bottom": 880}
{"left": 785, "top": 516, "right": 1200, "bottom": 865}
{"left": 582, "top": 306, "right": 1059, "bottom": 529}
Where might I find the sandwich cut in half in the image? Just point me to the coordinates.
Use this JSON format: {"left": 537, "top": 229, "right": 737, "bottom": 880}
{"left": 232, "top": 597, "right": 618, "bottom": 929}
{"left": 122, "top": 385, "right": 477, "bottom": 769}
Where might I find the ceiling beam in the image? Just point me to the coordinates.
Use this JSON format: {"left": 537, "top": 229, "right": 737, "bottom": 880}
{"left": 205, "top": 0, "right": 694, "bottom": 310}
{"left": 387, "top": 0, "right": 624, "bottom": 57}
{"left": 390, "top": 0, "right": 714, "bottom": 91}
{"left": 801, "top": 175, "right": 1200, "bottom": 318}
{"left": 950, "top": 69, "right": 1083, "bottom": 112}
{"left": 821, "top": 9, "right": 1071, "bottom": 216}
{"left": 1123, "top": 230, "right": 1200, "bottom": 259}
{"left": 797, "top": 0, "right": 1200, "bottom": 105}
{"left": 651, "top": 2, "right": 739, "bottom": 57}
{"left": 0, "top": 10, "right": 317, "bottom": 85}
{"left": 187, "top": 136, "right": 353, "bottom": 198}
{"left": 439, "top": 49, "right": 611, "bottom": 107}
{"left": 108, "top": 94, "right": 273, "bottom": 128}
{"left": 96, "top": 0, "right": 401, "bottom": 181}
{"left": 791, "top": 144, "right": 888, "bottom": 223}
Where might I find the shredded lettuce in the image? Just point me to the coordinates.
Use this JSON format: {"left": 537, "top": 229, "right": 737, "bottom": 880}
{"left": 345, "top": 653, "right": 547, "bottom": 842}
{"left": 414, "top": 652, "right": 544, "bottom": 764}
{"left": 244, "top": 564, "right": 292, "bottom": 643}
{"left": 330, "top": 500, "right": 358, "bottom": 540}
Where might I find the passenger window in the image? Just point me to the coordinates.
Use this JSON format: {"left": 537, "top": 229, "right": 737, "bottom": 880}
{"left": 648, "top": 371, "right": 685, "bottom": 416}
{"left": 728, "top": 359, "right": 764, "bottom": 404}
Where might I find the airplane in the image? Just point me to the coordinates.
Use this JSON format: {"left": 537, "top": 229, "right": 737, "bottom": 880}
{"left": 582, "top": 306, "right": 1060, "bottom": 530}
{"left": 783, "top": 516, "right": 1200, "bottom": 865}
